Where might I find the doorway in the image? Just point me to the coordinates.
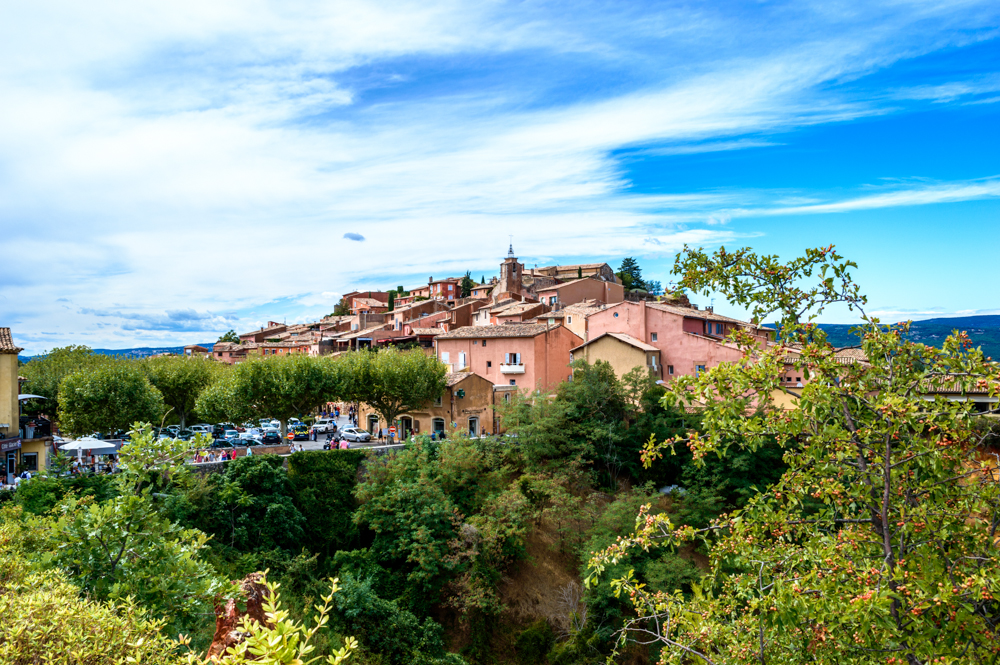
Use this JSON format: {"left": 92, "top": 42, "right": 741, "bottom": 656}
{"left": 468, "top": 417, "right": 479, "bottom": 438}
{"left": 6, "top": 452, "right": 15, "bottom": 485}
{"left": 367, "top": 415, "right": 379, "bottom": 435}
{"left": 399, "top": 416, "right": 413, "bottom": 439}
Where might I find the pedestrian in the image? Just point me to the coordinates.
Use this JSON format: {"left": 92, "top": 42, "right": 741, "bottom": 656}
{"left": 246, "top": 445, "right": 253, "bottom": 457}
{"left": 339, "top": 438, "right": 349, "bottom": 449}
{"left": 311, "top": 428, "right": 317, "bottom": 441}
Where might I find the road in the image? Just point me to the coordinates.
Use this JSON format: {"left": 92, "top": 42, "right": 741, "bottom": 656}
{"left": 295, "top": 414, "right": 391, "bottom": 451}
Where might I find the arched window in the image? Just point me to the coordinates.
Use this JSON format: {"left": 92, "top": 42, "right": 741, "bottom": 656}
{"left": 432, "top": 418, "right": 446, "bottom": 433}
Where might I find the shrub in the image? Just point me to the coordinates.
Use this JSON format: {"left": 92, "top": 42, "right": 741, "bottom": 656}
{"left": 515, "top": 620, "right": 555, "bottom": 665}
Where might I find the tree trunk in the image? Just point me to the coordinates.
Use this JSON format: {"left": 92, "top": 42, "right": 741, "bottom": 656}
{"left": 280, "top": 419, "right": 287, "bottom": 438}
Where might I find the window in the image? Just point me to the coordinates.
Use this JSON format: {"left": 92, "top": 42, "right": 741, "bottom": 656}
{"left": 504, "top": 393, "right": 511, "bottom": 403}
{"left": 486, "top": 361, "right": 492, "bottom": 368}
{"left": 21, "top": 453, "right": 37, "bottom": 472}
{"left": 715, "top": 323, "right": 723, "bottom": 335}
{"left": 650, "top": 332, "right": 658, "bottom": 342}
{"left": 696, "top": 364, "right": 707, "bottom": 375}
{"left": 482, "top": 340, "right": 486, "bottom": 347}
{"left": 796, "top": 377, "right": 801, "bottom": 383}
{"left": 434, "top": 394, "right": 443, "bottom": 407}
{"left": 458, "top": 352, "right": 467, "bottom": 369}
{"left": 440, "top": 351, "right": 450, "bottom": 363}
{"left": 509, "top": 379, "right": 517, "bottom": 386}
{"left": 613, "top": 312, "right": 619, "bottom": 318}
{"left": 473, "top": 340, "right": 478, "bottom": 345}
{"left": 505, "top": 352, "right": 521, "bottom": 365}
{"left": 567, "top": 316, "right": 572, "bottom": 324}
{"left": 667, "top": 365, "right": 674, "bottom": 375}
{"left": 448, "top": 284, "right": 453, "bottom": 291}
{"left": 433, "top": 418, "right": 446, "bottom": 433}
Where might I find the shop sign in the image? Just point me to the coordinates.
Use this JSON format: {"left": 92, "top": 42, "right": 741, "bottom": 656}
{"left": 0, "top": 438, "right": 22, "bottom": 452}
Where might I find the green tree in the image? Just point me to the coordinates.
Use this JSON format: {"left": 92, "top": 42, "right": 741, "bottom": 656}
{"left": 577, "top": 266, "right": 583, "bottom": 279}
{"left": 616, "top": 257, "right": 645, "bottom": 291}
{"left": 196, "top": 354, "right": 339, "bottom": 437}
{"left": 0, "top": 507, "right": 180, "bottom": 665}
{"left": 589, "top": 245, "right": 1000, "bottom": 665}
{"left": 460, "top": 271, "right": 475, "bottom": 298}
{"left": 57, "top": 359, "right": 164, "bottom": 436}
{"left": 40, "top": 424, "right": 223, "bottom": 633}
{"left": 218, "top": 330, "right": 240, "bottom": 343}
{"left": 388, "top": 290, "right": 396, "bottom": 311}
{"left": 332, "top": 297, "right": 351, "bottom": 317}
{"left": 336, "top": 348, "right": 447, "bottom": 432}
{"left": 397, "top": 285, "right": 406, "bottom": 295}
{"left": 143, "top": 354, "right": 221, "bottom": 428}
{"left": 18, "top": 345, "right": 108, "bottom": 417}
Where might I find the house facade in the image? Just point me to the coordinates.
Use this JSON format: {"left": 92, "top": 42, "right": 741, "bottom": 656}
{"left": 586, "top": 300, "right": 769, "bottom": 378}
{"left": 434, "top": 323, "right": 582, "bottom": 392}
{"left": 535, "top": 277, "right": 624, "bottom": 308}
{"left": 358, "top": 370, "right": 497, "bottom": 439}
{"left": 570, "top": 332, "right": 661, "bottom": 379}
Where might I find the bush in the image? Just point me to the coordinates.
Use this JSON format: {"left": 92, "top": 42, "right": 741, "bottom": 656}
{"left": 515, "top": 620, "right": 555, "bottom": 665}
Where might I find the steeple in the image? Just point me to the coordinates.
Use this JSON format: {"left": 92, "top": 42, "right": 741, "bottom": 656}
{"left": 507, "top": 235, "right": 515, "bottom": 259}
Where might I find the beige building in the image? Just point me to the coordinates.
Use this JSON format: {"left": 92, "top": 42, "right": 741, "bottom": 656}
{"left": 569, "top": 332, "right": 661, "bottom": 380}
{"left": 1, "top": 328, "right": 55, "bottom": 482}
{"left": 0, "top": 329, "right": 20, "bottom": 443}
{"left": 358, "top": 369, "right": 498, "bottom": 438}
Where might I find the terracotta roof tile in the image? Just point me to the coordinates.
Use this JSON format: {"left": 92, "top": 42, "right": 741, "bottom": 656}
{"left": 571, "top": 332, "right": 659, "bottom": 353}
{"left": 0, "top": 328, "right": 22, "bottom": 354}
{"left": 437, "top": 323, "right": 554, "bottom": 340}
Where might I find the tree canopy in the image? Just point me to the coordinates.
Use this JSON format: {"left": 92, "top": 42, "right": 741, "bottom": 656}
{"left": 18, "top": 345, "right": 108, "bottom": 417}
{"left": 196, "top": 354, "right": 338, "bottom": 436}
{"left": 336, "top": 348, "right": 447, "bottom": 430}
{"left": 616, "top": 257, "right": 646, "bottom": 291}
{"left": 57, "top": 360, "right": 164, "bottom": 436}
{"left": 217, "top": 330, "right": 240, "bottom": 343}
{"left": 589, "top": 244, "right": 1000, "bottom": 665}
{"left": 143, "top": 354, "right": 222, "bottom": 428}
{"left": 460, "top": 271, "right": 476, "bottom": 298}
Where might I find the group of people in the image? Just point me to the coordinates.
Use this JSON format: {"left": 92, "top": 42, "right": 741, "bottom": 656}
{"left": 192, "top": 449, "right": 237, "bottom": 463}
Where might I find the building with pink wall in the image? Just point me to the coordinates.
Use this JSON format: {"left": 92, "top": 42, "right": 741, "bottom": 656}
{"left": 434, "top": 323, "right": 582, "bottom": 392}
{"left": 535, "top": 277, "right": 623, "bottom": 308}
{"left": 585, "top": 300, "right": 771, "bottom": 378}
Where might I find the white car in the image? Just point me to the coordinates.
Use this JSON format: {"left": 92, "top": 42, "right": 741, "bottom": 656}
{"left": 190, "top": 425, "right": 212, "bottom": 434}
{"left": 339, "top": 427, "right": 371, "bottom": 443}
{"left": 312, "top": 418, "right": 337, "bottom": 434}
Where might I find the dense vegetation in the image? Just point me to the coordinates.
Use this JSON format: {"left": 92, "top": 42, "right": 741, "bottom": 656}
{"left": 5, "top": 245, "right": 997, "bottom": 664}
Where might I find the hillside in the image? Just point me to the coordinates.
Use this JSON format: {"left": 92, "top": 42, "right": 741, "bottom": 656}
{"left": 20, "top": 343, "right": 215, "bottom": 363}
{"left": 782, "top": 315, "right": 1000, "bottom": 360}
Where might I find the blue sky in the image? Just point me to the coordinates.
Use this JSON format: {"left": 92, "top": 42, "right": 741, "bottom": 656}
{"left": 1, "top": 0, "right": 998, "bottom": 354}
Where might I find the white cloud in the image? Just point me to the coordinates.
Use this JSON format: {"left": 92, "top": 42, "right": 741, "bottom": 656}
{"left": 2, "top": 0, "right": 999, "bottom": 353}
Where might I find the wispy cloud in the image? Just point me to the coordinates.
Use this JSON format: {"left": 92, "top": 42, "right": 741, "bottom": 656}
{"left": 1, "top": 1, "right": 999, "bottom": 352}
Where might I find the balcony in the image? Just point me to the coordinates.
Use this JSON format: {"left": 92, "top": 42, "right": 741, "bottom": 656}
{"left": 500, "top": 363, "right": 525, "bottom": 374}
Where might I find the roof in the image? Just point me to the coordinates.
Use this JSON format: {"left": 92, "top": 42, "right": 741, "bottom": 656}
{"left": 538, "top": 262, "right": 610, "bottom": 272}
{"left": 213, "top": 342, "right": 248, "bottom": 353}
{"left": 494, "top": 302, "right": 544, "bottom": 316}
{"left": 408, "top": 327, "right": 442, "bottom": 336}
{"left": 535, "top": 277, "right": 601, "bottom": 292}
{"left": 0, "top": 328, "right": 22, "bottom": 355}
{"left": 444, "top": 369, "right": 490, "bottom": 386}
{"left": 436, "top": 323, "right": 557, "bottom": 340}
{"left": 353, "top": 298, "right": 387, "bottom": 308}
{"left": 571, "top": 332, "right": 659, "bottom": 354}
{"left": 339, "top": 324, "right": 390, "bottom": 340}
{"left": 644, "top": 301, "right": 757, "bottom": 326}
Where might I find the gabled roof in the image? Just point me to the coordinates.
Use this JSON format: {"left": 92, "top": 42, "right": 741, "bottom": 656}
{"left": 436, "top": 323, "right": 556, "bottom": 340}
{"left": 0, "top": 328, "right": 22, "bottom": 354}
{"left": 571, "top": 332, "right": 659, "bottom": 353}
{"left": 338, "top": 324, "right": 390, "bottom": 340}
{"left": 535, "top": 277, "right": 601, "bottom": 292}
{"left": 408, "top": 327, "right": 443, "bottom": 336}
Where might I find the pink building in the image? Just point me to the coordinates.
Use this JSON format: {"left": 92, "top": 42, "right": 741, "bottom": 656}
{"left": 535, "top": 277, "right": 623, "bottom": 308}
{"left": 434, "top": 323, "right": 582, "bottom": 392}
{"left": 585, "top": 300, "right": 772, "bottom": 378}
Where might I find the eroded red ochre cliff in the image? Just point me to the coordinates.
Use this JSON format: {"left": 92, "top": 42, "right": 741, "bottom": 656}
{"left": 206, "top": 572, "right": 272, "bottom": 661}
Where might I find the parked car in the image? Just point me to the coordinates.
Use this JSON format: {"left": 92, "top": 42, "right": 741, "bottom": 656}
{"left": 176, "top": 429, "right": 195, "bottom": 440}
{"left": 312, "top": 418, "right": 337, "bottom": 434}
{"left": 339, "top": 427, "right": 371, "bottom": 443}
{"left": 190, "top": 425, "right": 213, "bottom": 434}
{"left": 260, "top": 431, "right": 283, "bottom": 445}
{"left": 210, "top": 439, "right": 234, "bottom": 449}
{"left": 223, "top": 429, "right": 239, "bottom": 440}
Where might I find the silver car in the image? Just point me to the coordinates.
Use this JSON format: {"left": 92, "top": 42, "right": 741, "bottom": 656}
{"left": 339, "top": 427, "right": 371, "bottom": 443}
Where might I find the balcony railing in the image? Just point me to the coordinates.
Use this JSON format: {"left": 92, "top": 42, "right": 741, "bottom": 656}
{"left": 500, "top": 363, "right": 526, "bottom": 374}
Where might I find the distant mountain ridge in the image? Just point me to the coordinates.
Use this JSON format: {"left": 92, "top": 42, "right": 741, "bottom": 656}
{"left": 788, "top": 315, "right": 1000, "bottom": 360}
{"left": 19, "top": 343, "right": 216, "bottom": 363}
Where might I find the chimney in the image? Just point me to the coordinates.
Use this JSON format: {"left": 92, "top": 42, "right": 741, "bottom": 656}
{"left": 429, "top": 276, "right": 433, "bottom": 283}
{"left": 706, "top": 306, "right": 714, "bottom": 314}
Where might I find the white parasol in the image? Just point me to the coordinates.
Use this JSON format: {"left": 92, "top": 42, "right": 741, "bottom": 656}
{"left": 59, "top": 437, "right": 118, "bottom": 463}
